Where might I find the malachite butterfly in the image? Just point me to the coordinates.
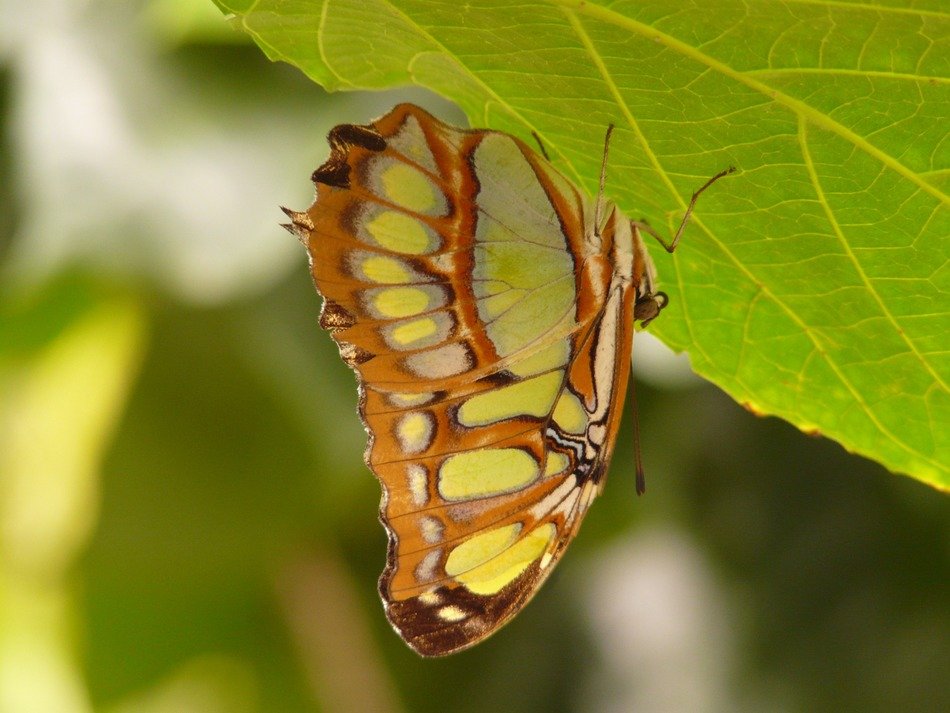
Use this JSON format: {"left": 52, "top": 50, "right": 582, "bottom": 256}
{"left": 282, "top": 104, "right": 732, "bottom": 656}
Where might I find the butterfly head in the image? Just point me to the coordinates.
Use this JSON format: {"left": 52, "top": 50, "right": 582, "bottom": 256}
{"left": 628, "top": 221, "right": 665, "bottom": 328}
{"left": 634, "top": 290, "right": 668, "bottom": 327}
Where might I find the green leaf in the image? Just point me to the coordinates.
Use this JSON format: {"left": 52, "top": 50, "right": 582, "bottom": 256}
{"left": 215, "top": 0, "right": 949, "bottom": 489}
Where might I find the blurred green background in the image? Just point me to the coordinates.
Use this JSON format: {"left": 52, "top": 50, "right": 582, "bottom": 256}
{"left": 1, "top": 1, "right": 947, "bottom": 711}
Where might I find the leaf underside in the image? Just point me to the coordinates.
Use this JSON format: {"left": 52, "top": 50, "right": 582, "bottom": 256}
{"left": 216, "top": 0, "right": 950, "bottom": 490}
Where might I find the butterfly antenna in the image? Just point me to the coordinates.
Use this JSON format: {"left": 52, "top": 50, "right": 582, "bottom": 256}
{"left": 594, "top": 124, "right": 614, "bottom": 239}
{"left": 630, "top": 363, "right": 646, "bottom": 496}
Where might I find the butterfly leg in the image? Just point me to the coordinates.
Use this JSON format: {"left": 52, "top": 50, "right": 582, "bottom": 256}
{"left": 632, "top": 166, "right": 736, "bottom": 254}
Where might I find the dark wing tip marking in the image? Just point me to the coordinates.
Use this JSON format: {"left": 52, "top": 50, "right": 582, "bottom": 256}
{"left": 341, "top": 343, "right": 375, "bottom": 367}
{"left": 330, "top": 123, "right": 388, "bottom": 152}
{"left": 386, "top": 587, "right": 485, "bottom": 657}
{"left": 319, "top": 299, "right": 356, "bottom": 331}
{"left": 311, "top": 162, "right": 351, "bottom": 189}
{"left": 312, "top": 123, "right": 388, "bottom": 188}
{"left": 384, "top": 563, "right": 543, "bottom": 657}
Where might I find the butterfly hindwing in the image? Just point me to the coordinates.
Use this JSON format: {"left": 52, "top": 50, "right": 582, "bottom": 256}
{"left": 378, "top": 279, "right": 636, "bottom": 656}
{"left": 294, "top": 104, "right": 647, "bottom": 655}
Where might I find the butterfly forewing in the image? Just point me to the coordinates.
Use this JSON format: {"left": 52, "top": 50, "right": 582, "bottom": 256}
{"left": 296, "top": 104, "right": 643, "bottom": 655}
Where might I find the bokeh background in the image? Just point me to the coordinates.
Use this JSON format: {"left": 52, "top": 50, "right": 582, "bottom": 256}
{"left": 1, "top": 1, "right": 948, "bottom": 711}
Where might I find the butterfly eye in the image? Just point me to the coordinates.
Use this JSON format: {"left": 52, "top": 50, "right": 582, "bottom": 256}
{"left": 634, "top": 290, "right": 668, "bottom": 327}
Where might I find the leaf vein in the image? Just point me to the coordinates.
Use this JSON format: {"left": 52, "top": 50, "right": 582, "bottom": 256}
{"left": 548, "top": 0, "right": 950, "bottom": 206}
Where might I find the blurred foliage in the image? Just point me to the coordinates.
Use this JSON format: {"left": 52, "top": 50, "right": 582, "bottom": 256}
{"left": 0, "top": 1, "right": 947, "bottom": 712}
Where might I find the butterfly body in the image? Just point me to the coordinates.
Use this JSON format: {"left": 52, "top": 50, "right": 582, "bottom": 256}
{"left": 288, "top": 104, "right": 665, "bottom": 656}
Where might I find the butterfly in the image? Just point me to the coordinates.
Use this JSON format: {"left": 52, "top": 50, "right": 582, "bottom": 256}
{"left": 282, "top": 104, "right": 732, "bottom": 656}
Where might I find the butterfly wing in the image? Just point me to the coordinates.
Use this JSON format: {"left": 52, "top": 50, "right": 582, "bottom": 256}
{"left": 291, "top": 104, "right": 639, "bottom": 655}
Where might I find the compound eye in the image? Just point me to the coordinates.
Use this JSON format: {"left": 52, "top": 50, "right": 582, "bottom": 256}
{"left": 634, "top": 291, "right": 670, "bottom": 327}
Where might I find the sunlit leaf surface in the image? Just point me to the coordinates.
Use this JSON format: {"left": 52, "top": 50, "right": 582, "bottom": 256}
{"left": 216, "top": 0, "right": 950, "bottom": 488}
